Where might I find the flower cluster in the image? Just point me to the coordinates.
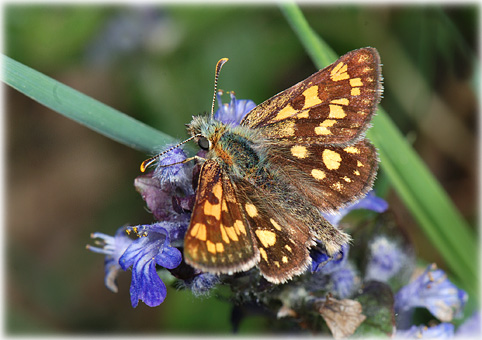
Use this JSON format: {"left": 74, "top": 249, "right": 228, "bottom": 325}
{"left": 88, "top": 91, "right": 255, "bottom": 307}
{"left": 88, "top": 92, "right": 475, "bottom": 338}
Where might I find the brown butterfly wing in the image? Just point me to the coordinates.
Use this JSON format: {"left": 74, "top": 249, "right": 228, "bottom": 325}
{"left": 184, "top": 160, "right": 259, "bottom": 274}
{"left": 241, "top": 48, "right": 382, "bottom": 145}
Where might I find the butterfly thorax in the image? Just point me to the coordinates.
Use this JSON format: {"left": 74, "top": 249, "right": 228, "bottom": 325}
{"left": 188, "top": 115, "right": 265, "bottom": 179}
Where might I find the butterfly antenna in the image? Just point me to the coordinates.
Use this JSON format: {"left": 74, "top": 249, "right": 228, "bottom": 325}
{"left": 210, "top": 58, "right": 229, "bottom": 119}
{"left": 141, "top": 59, "right": 228, "bottom": 173}
{"left": 140, "top": 134, "right": 201, "bottom": 172}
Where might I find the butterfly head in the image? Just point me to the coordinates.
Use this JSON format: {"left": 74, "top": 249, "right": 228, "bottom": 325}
{"left": 185, "top": 57, "right": 231, "bottom": 152}
{"left": 187, "top": 115, "right": 228, "bottom": 152}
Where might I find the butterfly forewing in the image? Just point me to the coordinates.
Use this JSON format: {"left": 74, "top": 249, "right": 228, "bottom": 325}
{"left": 241, "top": 48, "right": 382, "bottom": 145}
{"left": 184, "top": 160, "right": 259, "bottom": 273}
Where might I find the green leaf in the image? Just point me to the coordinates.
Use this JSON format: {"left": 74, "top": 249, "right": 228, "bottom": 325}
{"left": 1, "top": 53, "right": 177, "bottom": 155}
{"left": 280, "top": 2, "right": 478, "bottom": 300}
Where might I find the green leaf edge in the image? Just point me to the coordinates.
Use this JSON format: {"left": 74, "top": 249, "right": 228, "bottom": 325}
{"left": 1, "top": 54, "right": 177, "bottom": 155}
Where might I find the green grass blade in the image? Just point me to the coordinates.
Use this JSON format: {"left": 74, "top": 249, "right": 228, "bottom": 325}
{"left": 1, "top": 54, "right": 175, "bottom": 154}
{"left": 368, "top": 114, "right": 478, "bottom": 296}
{"left": 280, "top": 4, "right": 335, "bottom": 69}
{"left": 280, "top": 2, "right": 478, "bottom": 298}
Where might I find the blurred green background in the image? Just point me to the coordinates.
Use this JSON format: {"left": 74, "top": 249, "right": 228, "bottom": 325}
{"left": 5, "top": 3, "right": 478, "bottom": 335}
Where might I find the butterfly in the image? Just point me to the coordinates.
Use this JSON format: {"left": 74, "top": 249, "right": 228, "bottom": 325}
{"left": 142, "top": 48, "right": 382, "bottom": 284}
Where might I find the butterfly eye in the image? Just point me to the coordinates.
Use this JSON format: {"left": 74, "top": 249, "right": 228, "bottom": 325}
{"left": 198, "top": 136, "right": 211, "bottom": 150}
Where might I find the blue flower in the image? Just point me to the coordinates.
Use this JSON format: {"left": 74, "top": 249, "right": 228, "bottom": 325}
{"left": 88, "top": 226, "right": 134, "bottom": 293}
{"left": 365, "top": 236, "right": 408, "bottom": 283}
{"left": 329, "top": 262, "right": 358, "bottom": 299}
{"left": 323, "top": 190, "right": 388, "bottom": 227}
{"left": 312, "top": 243, "right": 349, "bottom": 274}
{"left": 394, "top": 263, "right": 468, "bottom": 323}
{"left": 214, "top": 91, "right": 256, "bottom": 126}
{"left": 89, "top": 221, "right": 185, "bottom": 308}
{"left": 189, "top": 273, "right": 220, "bottom": 297}
{"left": 119, "top": 223, "right": 183, "bottom": 307}
{"left": 395, "top": 323, "right": 455, "bottom": 338}
{"left": 89, "top": 143, "right": 193, "bottom": 307}
{"left": 310, "top": 247, "right": 331, "bottom": 273}
{"left": 152, "top": 145, "right": 193, "bottom": 195}
{"left": 308, "top": 244, "right": 358, "bottom": 298}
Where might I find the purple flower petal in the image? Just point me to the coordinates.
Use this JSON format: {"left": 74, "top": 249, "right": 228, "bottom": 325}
{"left": 365, "top": 236, "right": 406, "bottom": 283}
{"left": 134, "top": 173, "right": 174, "bottom": 221}
{"left": 119, "top": 223, "right": 182, "bottom": 307}
{"left": 153, "top": 146, "right": 193, "bottom": 195}
{"left": 190, "top": 273, "right": 220, "bottom": 297}
{"left": 156, "top": 244, "right": 183, "bottom": 269}
{"left": 214, "top": 91, "right": 256, "bottom": 126}
{"left": 308, "top": 245, "right": 357, "bottom": 298}
{"left": 88, "top": 226, "right": 133, "bottom": 293}
{"left": 310, "top": 248, "right": 331, "bottom": 272}
{"left": 394, "top": 264, "right": 468, "bottom": 322}
{"left": 311, "top": 244, "right": 349, "bottom": 274}
{"left": 135, "top": 172, "right": 194, "bottom": 222}
{"left": 129, "top": 254, "right": 167, "bottom": 307}
{"left": 330, "top": 262, "right": 357, "bottom": 299}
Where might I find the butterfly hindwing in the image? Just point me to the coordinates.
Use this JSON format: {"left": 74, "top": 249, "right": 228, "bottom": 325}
{"left": 184, "top": 160, "right": 259, "bottom": 274}
{"left": 241, "top": 48, "right": 382, "bottom": 145}
{"left": 267, "top": 139, "right": 378, "bottom": 212}
{"left": 234, "top": 178, "right": 314, "bottom": 284}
